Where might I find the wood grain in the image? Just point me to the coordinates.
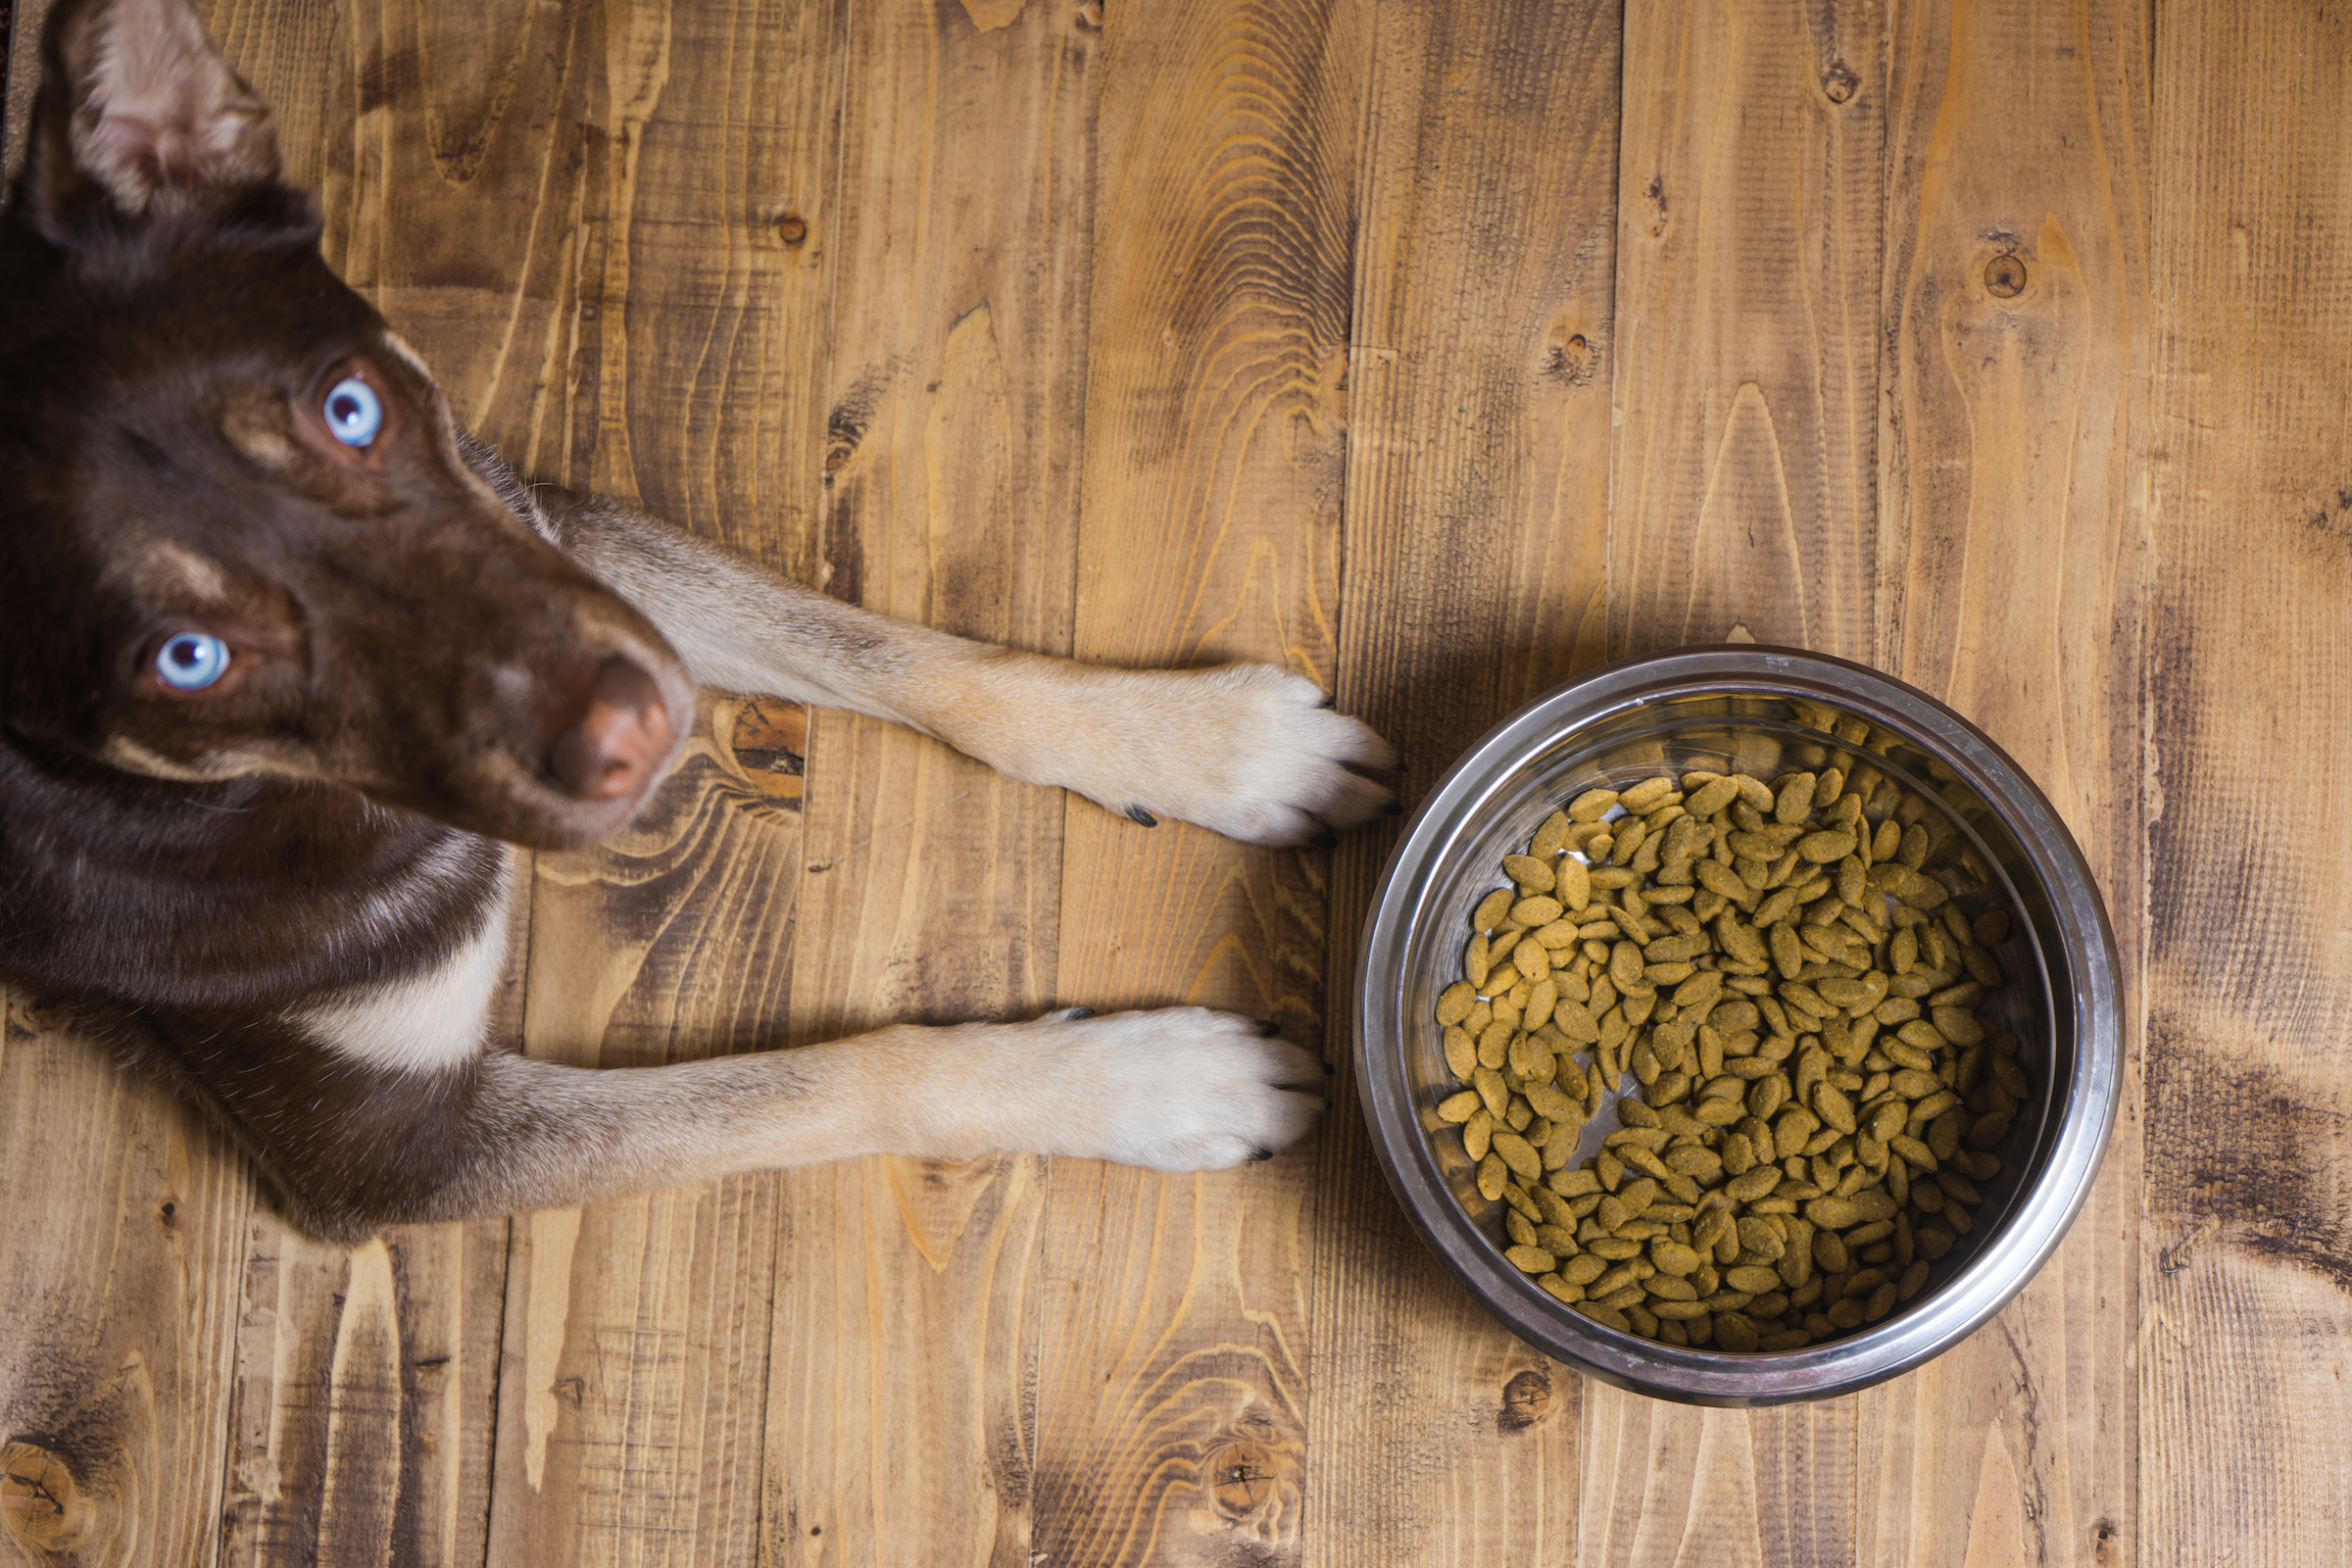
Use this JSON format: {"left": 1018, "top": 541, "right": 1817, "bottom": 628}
{"left": 1, "top": 0, "right": 49, "bottom": 191}
{"left": 219, "top": 1224, "right": 510, "bottom": 1568}
{"left": 0, "top": 1004, "right": 251, "bottom": 1568}
{"left": 1310, "top": 1, "right": 1619, "bottom": 1562}
{"left": 2141, "top": 1, "right": 2352, "bottom": 1561}
{"left": 1025, "top": 1, "right": 1369, "bottom": 1561}
{"left": 1863, "top": 0, "right": 2146, "bottom": 1562}
{"left": 459, "top": 0, "right": 833, "bottom": 1559}
{"left": 758, "top": 2, "right": 1101, "bottom": 1562}
{"left": 1610, "top": 0, "right": 1886, "bottom": 662}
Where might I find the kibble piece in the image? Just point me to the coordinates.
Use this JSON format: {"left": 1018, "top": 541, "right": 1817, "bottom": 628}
{"left": 1494, "top": 1132, "right": 1543, "bottom": 1182}
{"left": 1568, "top": 788, "right": 1621, "bottom": 822}
{"left": 1504, "top": 854, "right": 1556, "bottom": 892}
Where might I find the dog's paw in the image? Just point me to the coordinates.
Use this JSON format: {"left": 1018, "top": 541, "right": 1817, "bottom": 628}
{"left": 1057, "top": 663, "right": 1397, "bottom": 846}
{"left": 1026, "top": 1007, "right": 1329, "bottom": 1170}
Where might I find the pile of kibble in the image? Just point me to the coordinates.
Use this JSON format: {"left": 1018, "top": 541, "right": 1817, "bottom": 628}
{"left": 1431, "top": 762, "right": 2031, "bottom": 1352}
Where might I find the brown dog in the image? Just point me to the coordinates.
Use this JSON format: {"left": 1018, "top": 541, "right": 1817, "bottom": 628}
{"left": 0, "top": 0, "right": 1396, "bottom": 1241}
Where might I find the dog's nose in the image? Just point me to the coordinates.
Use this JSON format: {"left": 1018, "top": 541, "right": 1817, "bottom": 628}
{"left": 545, "top": 657, "right": 674, "bottom": 802}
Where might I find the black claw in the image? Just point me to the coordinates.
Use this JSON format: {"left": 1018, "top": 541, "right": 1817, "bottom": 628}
{"left": 1255, "top": 1018, "right": 1282, "bottom": 1036}
{"left": 1309, "top": 826, "right": 1339, "bottom": 850}
{"left": 1378, "top": 799, "right": 1404, "bottom": 816}
{"left": 1063, "top": 1006, "right": 1097, "bottom": 1020}
{"left": 1322, "top": 1059, "right": 1337, "bottom": 1075}
{"left": 1318, "top": 693, "right": 1337, "bottom": 709}
{"left": 1127, "top": 805, "right": 1158, "bottom": 827}
{"left": 1250, "top": 1147, "right": 1277, "bottom": 1161}
{"left": 1322, "top": 1098, "right": 1335, "bottom": 1110}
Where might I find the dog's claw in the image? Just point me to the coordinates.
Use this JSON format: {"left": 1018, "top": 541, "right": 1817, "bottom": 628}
{"left": 1127, "top": 805, "right": 1158, "bottom": 828}
{"left": 1254, "top": 1018, "right": 1283, "bottom": 1037}
{"left": 1378, "top": 799, "right": 1404, "bottom": 816}
{"left": 1309, "top": 826, "right": 1339, "bottom": 850}
{"left": 1060, "top": 1006, "right": 1098, "bottom": 1020}
{"left": 1250, "top": 1147, "right": 1276, "bottom": 1162}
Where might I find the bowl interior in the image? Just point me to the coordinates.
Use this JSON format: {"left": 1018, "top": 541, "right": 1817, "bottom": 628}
{"left": 1365, "top": 665, "right": 2108, "bottom": 1401}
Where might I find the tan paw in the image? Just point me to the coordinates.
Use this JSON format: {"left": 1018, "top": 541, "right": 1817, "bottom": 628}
{"left": 1028, "top": 1007, "right": 1329, "bottom": 1169}
{"left": 1060, "top": 663, "right": 1396, "bottom": 846}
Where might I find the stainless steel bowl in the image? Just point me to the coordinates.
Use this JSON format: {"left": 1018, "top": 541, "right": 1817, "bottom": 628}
{"left": 1354, "top": 646, "right": 2121, "bottom": 1405}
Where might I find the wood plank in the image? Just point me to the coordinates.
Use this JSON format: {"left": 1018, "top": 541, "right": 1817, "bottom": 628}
{"left": 1026, "top": 1, "right": 1371, "bottom": 1561}
{"left": 1585, "top": 2, "right": 1886, "bottom": 1559}
{"left": 2141, "top": 1, "right": 2352, "bottom": 1562}
{"left": 2, "top": 0, "right": 52, "bottom": 189}
{"left": 1860, "top": 0, "right": 2147, "bottom": 1562}
{"left": 219, "top": 1221, "right": 510, "bottom": 1568}
{"left": 1609, "top": 0, "right": 1886, "bottom": 662}
{"left": 1309, "top": 0, "right": 1618, "bottom": 1561}
{"left": 470, "top": 0, "right": 840, "bottom": 1558}
{"left": 755, "top": 1, "right": 1102, "bottom": 1562}
{"left": 0, "top": 1003, "right": 252, "bottom": 1568}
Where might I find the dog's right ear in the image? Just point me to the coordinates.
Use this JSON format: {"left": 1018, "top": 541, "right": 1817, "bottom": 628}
{"left": 24, "top": 0, "right": 284, "bottom": 242}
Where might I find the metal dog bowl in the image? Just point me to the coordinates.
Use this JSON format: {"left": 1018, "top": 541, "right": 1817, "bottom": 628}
{"left": 1354, "top": 646, "right": 2121, "bottom": 1405}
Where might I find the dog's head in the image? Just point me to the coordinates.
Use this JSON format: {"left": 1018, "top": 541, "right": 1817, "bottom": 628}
{"left": 0, "top": 0, "right": 694, "bottom": 846}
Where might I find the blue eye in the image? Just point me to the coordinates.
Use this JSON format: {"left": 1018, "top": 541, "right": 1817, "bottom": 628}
{"left": 155, "top": 632, "right": 231, "bottom": 691}
{"left": 322, "top": 376, "right": 383, "bottom": 447}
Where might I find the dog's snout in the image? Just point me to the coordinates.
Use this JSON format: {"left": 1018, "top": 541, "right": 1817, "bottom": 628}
{"left": 545, "top": 657, "right": 673, "bottom": 803}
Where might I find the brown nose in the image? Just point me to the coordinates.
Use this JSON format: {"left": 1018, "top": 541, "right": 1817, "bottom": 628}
{"left": 545, "top": 657, "right": 674, "bottom": 802}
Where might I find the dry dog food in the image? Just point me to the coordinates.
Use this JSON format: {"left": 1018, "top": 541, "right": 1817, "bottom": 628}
{"left": 1431, "top": 751, "right": 2031, "bottom": 1352}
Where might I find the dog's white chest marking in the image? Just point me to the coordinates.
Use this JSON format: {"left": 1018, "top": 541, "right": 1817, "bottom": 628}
{"left": 294, "top": 879, "right": 511, "bottom": 1076}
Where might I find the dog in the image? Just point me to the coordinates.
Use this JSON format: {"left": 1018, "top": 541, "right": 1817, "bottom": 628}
{"left": 0, "top": 0, "right": 1396, "bottom": 1242}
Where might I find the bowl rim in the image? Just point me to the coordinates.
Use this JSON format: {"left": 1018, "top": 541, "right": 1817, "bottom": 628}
{"left": 1352, "top": 644, "right": 2124, "bottom": 1406}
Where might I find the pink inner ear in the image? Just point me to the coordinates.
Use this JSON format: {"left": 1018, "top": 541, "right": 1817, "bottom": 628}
{"left": 85, "top": 114, "right": 190, "bottom": 190}
{"left": 65, "top": 0, "right": 281, "bottom": 213}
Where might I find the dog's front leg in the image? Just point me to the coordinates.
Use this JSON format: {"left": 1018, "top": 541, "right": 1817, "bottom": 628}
{"left": 225, "top": 1006, "right": 1325, "bottom": 1238}
{"left": 503, "top": 468, "right": 1397, "bottom": 846}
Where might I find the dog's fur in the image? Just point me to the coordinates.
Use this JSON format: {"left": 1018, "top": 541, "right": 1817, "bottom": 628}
{"left": 0, "top": 0, "right": 1396, "bottom": 1241}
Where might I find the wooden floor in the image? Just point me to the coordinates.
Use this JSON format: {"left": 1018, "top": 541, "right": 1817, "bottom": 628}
{"left": 4, "top": 0, "right": 2348, "bottom": 1561}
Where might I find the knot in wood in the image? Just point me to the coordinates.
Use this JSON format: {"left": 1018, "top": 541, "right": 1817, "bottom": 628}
{"left": 1205, "top": 1440, "right": 1275, "bottom": 1518}
{"left": 777, "top": 213, "right": 808, "bottom": 246}
{"left": 1820, "top": 62, "right": 1859, "bottom": 104}
{"left": 1498, "top": 1368, "right": 1554, "bottom": 1433}
{"left": 2, "top": 1442, "right": 91, "bottom": 1551}
{"left": 1984, "top": 254, "right": 2028, "bottom": 298}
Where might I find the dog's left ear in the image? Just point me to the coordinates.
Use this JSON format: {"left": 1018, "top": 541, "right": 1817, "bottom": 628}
{"left": 24, "top": 0, "right": 284, "bottom": 241}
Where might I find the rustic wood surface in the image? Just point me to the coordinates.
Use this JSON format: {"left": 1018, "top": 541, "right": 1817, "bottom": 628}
{"left": 1, "top": 0, "right": 2342, "bottom": 1562}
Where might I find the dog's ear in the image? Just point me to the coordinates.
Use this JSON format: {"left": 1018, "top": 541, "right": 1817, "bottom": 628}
{"left": 24, "top": 0, "right": 284, "bottom": 240}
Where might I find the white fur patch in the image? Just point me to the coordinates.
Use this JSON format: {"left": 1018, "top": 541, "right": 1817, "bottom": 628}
{"left": 295, "top": 900, "right": 510, "bottom": 1075}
